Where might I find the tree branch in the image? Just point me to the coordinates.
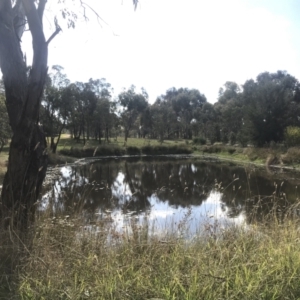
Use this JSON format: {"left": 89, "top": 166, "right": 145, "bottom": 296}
{"left": 79, "top": 0, "right": 107, "bottom": 26}
{"left": 46, "top": 25, "right": 61, "bottom": 45}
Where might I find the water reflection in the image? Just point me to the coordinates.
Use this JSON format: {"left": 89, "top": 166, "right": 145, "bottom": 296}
{"left": 41, "top": 157, "right": 300, "bottom": 234}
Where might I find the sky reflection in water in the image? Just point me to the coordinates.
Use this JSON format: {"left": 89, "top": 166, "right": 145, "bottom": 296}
{"left": 41, "top": 157, "right": 300, "bottom": 235}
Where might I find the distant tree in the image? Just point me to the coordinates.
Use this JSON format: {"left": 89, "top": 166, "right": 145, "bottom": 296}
{"left": 40, "top": 65, "right": 70, "bottom": 153}
{"left": 192, "top": 102, "right": 216, "bottom": 142}
{"left": 118, "top": 86, "right": 148, "bottom": 142}
{"left": 242, "top": 71, "right": 299, "bottom": 146}
{"left": 162, "top": 87, "right": 207, "bottom": 139}
{"left": 150, "top": 97, "right": 178, "bottom": 141}
{"left": 87, "top": 78, "right": 113, "bottom": 143}
{"left": 215, "top": 82, "right": 243, "bottom": 144}
{"left": 138, "top": 106, "right": 152, "bottom": 138}
{"left": 218, "top": 81, "right": 241, "bottom": 104}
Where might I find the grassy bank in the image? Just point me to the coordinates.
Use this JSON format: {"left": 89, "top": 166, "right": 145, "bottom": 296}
{"left": 55, "top": 135, "right": 300, "bottom": 169}
{"left": 2, "top": 207, "right": 300, "bottom": 299}
{"left": 1, "top": 136, "right": 300, "bottom": 178}
{"left": 57, "top": 135, "right": 192, "bottom": 158}
{"left": 194, "top": 143, "right": 300, "bottom": 169}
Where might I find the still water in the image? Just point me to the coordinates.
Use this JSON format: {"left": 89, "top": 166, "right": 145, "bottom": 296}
{"left": 41, "top": 156, "right": 300, "bottom": 235}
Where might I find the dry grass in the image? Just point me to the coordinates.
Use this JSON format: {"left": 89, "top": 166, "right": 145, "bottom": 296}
{"left": 1, "top": 204, "right": 300, "bottom": 299}
{"left": 281, "top": 147, "right": 300, "bottom": 165}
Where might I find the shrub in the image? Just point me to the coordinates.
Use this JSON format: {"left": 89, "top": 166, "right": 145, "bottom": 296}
{"left": 141, "top": 145, "right": 192, "bottom": 155}
{"left": 227, "top": 148, "right": 236, "bottom": 155}
{"left": 243, "top": 147, "right": 271, "bottom": 162}
{"left": 284, "top": 126, "right": 300, "bottom": 147}
{"left": 193, "top": 137, "right": 206, "bottom": 145}
{"left": 281, "top": 147, "right": 300, "bottom": 164}
{"left": 202, "top": 145, "right": 222, "bottom": 154}
{"left": 59, "top": 146, "right": 126, "bottom": 158}
{"left": 126, "top": 146, "right": 141, "bottom": 155}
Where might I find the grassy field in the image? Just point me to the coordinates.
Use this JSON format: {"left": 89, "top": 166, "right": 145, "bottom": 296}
{"left": 1, "top": 206, "right": 300, "bottom": 299}
{"left": 56, "top": 134, "right": 189, "bottom": 150}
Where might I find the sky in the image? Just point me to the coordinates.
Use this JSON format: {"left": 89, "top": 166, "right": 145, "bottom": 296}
{"left": 22, "top": 0, "right": 300, "bottom": 103}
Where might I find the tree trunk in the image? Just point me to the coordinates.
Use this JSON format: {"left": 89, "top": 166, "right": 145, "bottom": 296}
{"left": 0, "top": 0, "right": 50, "bottom": 228}
{"left": 1, "top": 124, "right": 47, "bottom": 227}
{"left": 124, "top": 129, "right": 129, "bottom": 142}
{"left": 52, "top": 122, "right": 65, "bottom": 154}
{"left": 105, "top": 124, "right": 109, "bottom": 143}
{"left": 50, "top": 136, "right": 55, "bottom": 150}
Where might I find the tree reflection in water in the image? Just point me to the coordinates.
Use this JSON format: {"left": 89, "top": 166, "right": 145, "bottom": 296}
{"left": 40, "top": 157, "right": 300, "bottom": 235}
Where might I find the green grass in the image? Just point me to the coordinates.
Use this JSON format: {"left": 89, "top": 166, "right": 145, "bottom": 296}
{"left": 1, "top": 207, "right": 300, "bottom": 299}
{"left": 57, "top": 135, "right": 192, "bottom": 158}
{"left": 56, "top": 134, "right": 188, "bottom": 149}
{"left": 194, "top": 144, "right": 287, "bottom": 166}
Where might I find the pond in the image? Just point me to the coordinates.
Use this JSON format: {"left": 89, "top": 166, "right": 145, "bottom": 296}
{"left": 40, "top": 156, "right": 300, "bottom": 236}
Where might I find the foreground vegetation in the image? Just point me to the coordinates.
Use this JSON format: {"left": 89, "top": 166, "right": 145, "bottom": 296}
{"left": 1, "top": 205, "right": 300, "bottom": 299}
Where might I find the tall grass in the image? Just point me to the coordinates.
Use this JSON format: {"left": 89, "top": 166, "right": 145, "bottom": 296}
{"left": 59, "top": 144, "right": 192, "bottom": 158}
{"left": 1, "top": 202, "right": 300, "bottom": 299}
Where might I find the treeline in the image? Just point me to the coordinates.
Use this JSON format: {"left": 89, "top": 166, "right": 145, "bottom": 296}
{"left": 1, "top": 67, "right": 300, "bottom": 153}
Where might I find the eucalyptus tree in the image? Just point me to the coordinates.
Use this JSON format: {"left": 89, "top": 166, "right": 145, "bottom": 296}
{"left": 62, "top": 82, "right": 81, "bottom": 140}
{"left": 139, "top": 106, "right": 152, "bottom": 138}
{"left": 161, "top": 87, "right": 207, "bottom": 139}
{"left": 88, "top": 78, "right": 114, "bottom": 143}
{"left": 41, "top": 65, "right": 70, "bottom": 153}
{"left": 118, "top": 85, "right": 148, "bottom": 142}
{"left": 215, "top": 82, "right": 243, "bottom": 144}
{"left": 65, "top": 81, "right": 98, "bottom": 144}
{"left": 150, "top": 98, "right": 177, "bottom": 141}
{"left": 242, "top": 71, "right": 300, "bottom": 146}
{"left": 0, "top": 0, "right": 139, "bottom": 227}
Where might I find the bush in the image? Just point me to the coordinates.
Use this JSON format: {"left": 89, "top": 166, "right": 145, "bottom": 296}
{"left": 227, "top": 148, "right": 236, "bottom": 155}
{"left": 284, "top": 126, "right": 300, "bottom": 147}
{"left": 281, "top": 147, "right": 300, "bottom": 164}
{"left": 59, "top": 146, "right": 126, "bottom": 158}
{"left": 126, "top": 146, "right": 141, "bottom": 155}
{"left": 59, "top": 144, "right": 192, "bottom": 158}
{"left": 193, "top": 137, "right": 206, "bottom": 145}
{"left": 202, "top": 145, "right": 222, "bottom": 154}
{"left": 243, "top": 147, "right": 271, "bottom": 162}
{"left": 141, "top": 145, "right": 192, "bottom": 155}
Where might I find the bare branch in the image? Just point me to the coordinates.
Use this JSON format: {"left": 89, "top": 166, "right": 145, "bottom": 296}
{"left": 79, "top": 0, "right": 107, "bottom": 26}
{"left": 133, "top": 0, "right": 139, "bottom": 10}
{"left": 46, "top": 25, "right": 61, "bottom": 45}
